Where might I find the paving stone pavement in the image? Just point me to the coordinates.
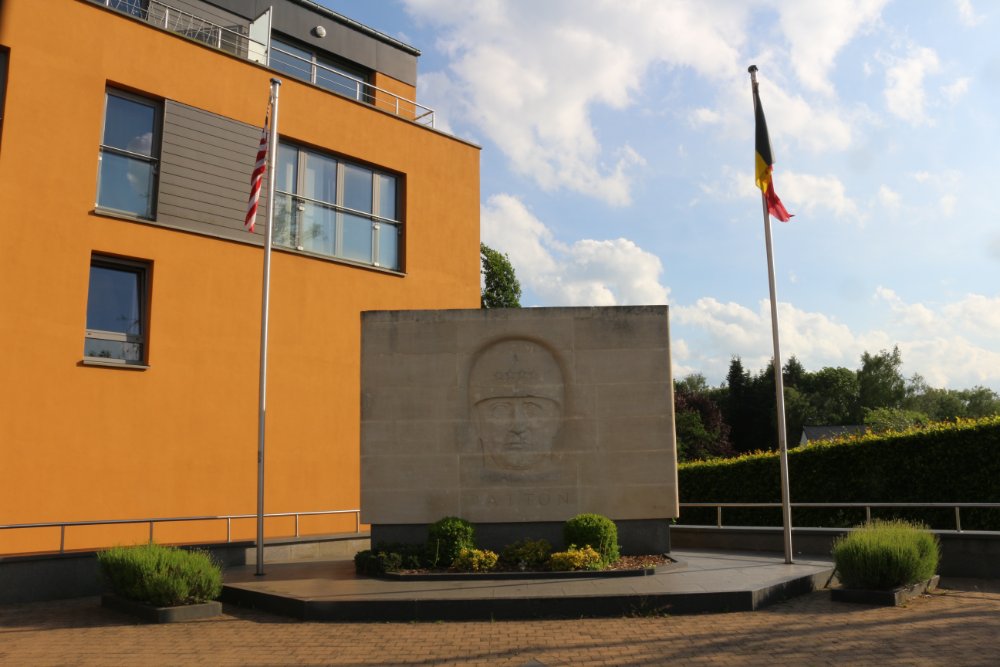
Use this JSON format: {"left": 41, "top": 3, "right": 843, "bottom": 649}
{"left": 0, "top": 578, "right": 997, "bottom": 666}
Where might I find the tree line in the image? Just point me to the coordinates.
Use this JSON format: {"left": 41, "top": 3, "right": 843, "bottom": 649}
{"left": 674, "top": 346, "right": 1000, "bottom": 461}
{"left": 477, "top": 249, "right": 1000, "bottom": 461}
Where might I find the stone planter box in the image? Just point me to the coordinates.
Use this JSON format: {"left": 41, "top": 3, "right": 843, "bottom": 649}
{"left": 101, "top": 594, "right": 222, "bottom": 623}
{"left": 830, "top": 574, "right": 940, "bottom": 606}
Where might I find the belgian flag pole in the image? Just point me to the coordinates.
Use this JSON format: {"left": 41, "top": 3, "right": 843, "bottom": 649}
{"left": 749, "top": 65, "right": 794, "bottom": 564}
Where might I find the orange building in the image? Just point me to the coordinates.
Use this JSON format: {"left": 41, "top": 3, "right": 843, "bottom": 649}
{"left": 0, "top": 0, "right": 480, "bottom": 557}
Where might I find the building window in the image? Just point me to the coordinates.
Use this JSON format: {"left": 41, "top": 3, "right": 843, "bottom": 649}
{"left": 96, "top": 89, "right": 161, "bottom": 219}
{"left": 274, "top": 142, "right": 401, "bottom": 270}
{"left": 84, "top": 255, "right": 150, "bottom": 366}
{"left": 269, "top": 36, "right": 372, "bottom": 103}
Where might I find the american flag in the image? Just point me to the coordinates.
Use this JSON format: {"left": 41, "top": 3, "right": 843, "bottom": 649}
{"left": 245, "top": 116, "right": 269, "bottom": 232}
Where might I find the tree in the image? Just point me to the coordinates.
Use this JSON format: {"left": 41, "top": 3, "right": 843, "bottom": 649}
{"left": 801, "top": 366, "right": 861, "bottom": 424}
{"left": 903, "top": 376, "right": 1000, "bottom": 421}
{"left": 863, "top": 406, "right": 930, "bottom": 433}
{"left": 674, "top": 386, "right": 734, "bottom": 461}
{"left": 480, "top": 242, "right": 521, "bottom": 308}
{"left": 959, "top": 386, "right": 1000, "bottom": 418}
{"left": 675, "top": 373, "right": 710, "bottom": 395}
{"left": 858, "top": 346, "right": 906, "bottom": 411}
{"left": 782, "top": 356, "right": 807, "bottom": 389}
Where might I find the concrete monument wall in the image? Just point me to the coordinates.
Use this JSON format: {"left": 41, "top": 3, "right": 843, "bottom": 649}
{"left": 360, "top": 306, "right": 678, "bottom": 539}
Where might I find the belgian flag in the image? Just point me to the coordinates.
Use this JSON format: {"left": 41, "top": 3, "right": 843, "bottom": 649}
{"left": 752, "top": 76, "right": 793, "bottom": 222}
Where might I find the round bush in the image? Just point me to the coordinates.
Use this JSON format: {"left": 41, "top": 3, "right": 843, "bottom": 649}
{"left": 832, "top": 519, "right": 940, "bottom": 590}
{"left": 427, "top": 516, "right": 476, "bottom": 566}
{"left": 563, "top": 514, "right": 620, "bottom": 565}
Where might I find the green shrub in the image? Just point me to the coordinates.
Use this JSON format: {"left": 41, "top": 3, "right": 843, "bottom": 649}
{"left": 563, "top": 514, "right": 620, "bottom": 565}
{"left": 354, "top": 548, "right": 406, "bottom": 575}
{"left": 97, "top": 543, "right": 222, "bottom": 606}
{"left": 374, "top": 542, "right": 427, "bottom": 569}
{"left": 832, "top": 519, "right": 940, "bottom": 590}
{"left": 427, "top": 516, "right": 476, "bottom": 567}
{"left": 548, "top": 545, "right": 602, "bottom": 571}
{"left": 451, "top": 548, "right": 498, "bottom": 572}
{"left": 500, "top": 539, "right": 552, "bottom": 570}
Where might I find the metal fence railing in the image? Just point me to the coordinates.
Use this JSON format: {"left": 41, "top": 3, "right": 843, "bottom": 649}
{"left": 680, "top": 502, "right": 1000, "bottom": 532}
{"left": 98, "top": 0, "right": 435, "bottom": 126}
{"left": 0, "top": 509, "right": 361, "bottom": 555}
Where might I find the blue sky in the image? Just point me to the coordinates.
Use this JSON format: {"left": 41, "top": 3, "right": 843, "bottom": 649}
{"left": 321, "top": 0, "right": 1000, "bottom": 391}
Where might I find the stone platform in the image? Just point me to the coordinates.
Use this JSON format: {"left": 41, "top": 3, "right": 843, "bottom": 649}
{"left": 221, "top": 549, "right": 835, "bottom": 621}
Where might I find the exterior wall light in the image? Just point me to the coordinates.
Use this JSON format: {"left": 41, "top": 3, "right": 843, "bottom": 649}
{"left": 312, "top": 25, "right": 327, "bottom": 38}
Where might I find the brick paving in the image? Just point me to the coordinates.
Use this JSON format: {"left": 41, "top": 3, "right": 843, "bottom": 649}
{"left": 0, "top": 579, "right": 997, "bottom": 666}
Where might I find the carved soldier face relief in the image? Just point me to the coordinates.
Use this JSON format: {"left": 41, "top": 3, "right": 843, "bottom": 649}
{"left": 469, "top": 339, "right": 565, "bottom": 479}
{"left": 475, "top": 395, "right": 560, "bottom": 470}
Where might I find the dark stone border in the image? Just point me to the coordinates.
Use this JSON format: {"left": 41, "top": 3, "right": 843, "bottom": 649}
{"left": 379, "top": 558, "right": 681, "bottom": 581}
{"left": 101, "top": 594, "right": 222, "bottom": 623}
{"left": 830, "top": 575, "right": 940, "bottom": 606}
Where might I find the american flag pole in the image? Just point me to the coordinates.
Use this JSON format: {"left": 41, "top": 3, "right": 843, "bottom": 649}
{"left": 256, "top": 77, "right": 281, "bottom": 577}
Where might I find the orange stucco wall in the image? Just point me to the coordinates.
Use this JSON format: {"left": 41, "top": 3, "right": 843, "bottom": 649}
{"left": 0, "top": 0, "right": 480, "bottom": 555}
{"left": 371, "top": 72, "right": 419, "bottom": 120}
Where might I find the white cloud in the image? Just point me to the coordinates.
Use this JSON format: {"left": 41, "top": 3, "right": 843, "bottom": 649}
{"left": 761, "top": 80, "right": 855, "bottom": 153}
{"left": 405, "top": 0, "right": 888, "bottom": 205}
{"left": 698, "top": 166, "right": 860, "bottom": 221}
{"left": 941, "top": 77, "right": 971, "bottom": 104}
{"left": 910, "top": 169, "right": 962, "bottom": 187}
{"left": 480, "top": 194, "right": 669, "bottom": 306}
{"left": 883, "top": 47, "right": 941, "bottom": 125}
{"left": 774, "top": 0, "right": 889, "bottom": 96}
{"left": 875, "top": 286, "right": 937, "bottom": 332}
{"left": 954, "top": 0, "right": 984, "bottom": 27}
{"left": 690, "top": 107, "right": 722, "bottom": 126}
{"left": 404, "top": 0, "right": 750, "bottom": 206}
{"left": 672, "top": 289, "right": 1000, "bottom": 390}
{"left": 943, "top": 294, "right": 1000, "bottom": 340}
{"left": 672, "top": 297, "right": 884, "bottom": 381}
{"left": 878, "top": 185, "right": 901, "bottom": 211}
{"left": 940, "top": 194, "right": 958, "bottom": 217}
{"left": 780, "top": 171, "right": 860, "bottom": 219}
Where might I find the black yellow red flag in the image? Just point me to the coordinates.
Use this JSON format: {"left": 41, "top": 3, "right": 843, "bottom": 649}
{"left": 752, "top": 76, "right": 792, "bottom": 222}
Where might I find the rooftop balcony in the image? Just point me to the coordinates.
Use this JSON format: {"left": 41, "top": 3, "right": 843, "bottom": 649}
{"left": 98, "top": 0, "right": 435, "bottom": 127}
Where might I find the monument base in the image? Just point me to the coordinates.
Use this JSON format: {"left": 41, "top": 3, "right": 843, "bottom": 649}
{"left": 371, "top": 519, "right": 671, "bottom": 556}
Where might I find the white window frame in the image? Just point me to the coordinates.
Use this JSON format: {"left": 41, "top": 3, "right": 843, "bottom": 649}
{"left": 275, "top": 141, "right": 402, "bottom": 270}
{"left": 96, "top": 88, "right": 162, "bottom": 220}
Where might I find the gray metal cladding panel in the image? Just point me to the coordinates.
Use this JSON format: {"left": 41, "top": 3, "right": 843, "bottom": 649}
{"left": 255, "top": 0, "right": 417, "bottom": 85}
{"left": 157, "top": 100, "right": 266, "bottom": 241}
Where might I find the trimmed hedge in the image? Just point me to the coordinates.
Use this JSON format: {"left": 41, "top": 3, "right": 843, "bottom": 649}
{"left": 677, "top": 416, "right": 1000, "bottom": 530}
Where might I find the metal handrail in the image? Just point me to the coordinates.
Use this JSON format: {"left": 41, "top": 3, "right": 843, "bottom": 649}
{"left": 268, "top": 46, "right": 435, "bottom": 127}
{"left": 100, "top": 0, "right": 435, "bottom": 127}
{"left": 103, "top": 0, "right": 263, "bottom": 56}
{"left": 0, "top": 509, "right": 362, "bottom": 554}
{"left": 680, "top": 502, "right": 1000, "bottom": 532}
